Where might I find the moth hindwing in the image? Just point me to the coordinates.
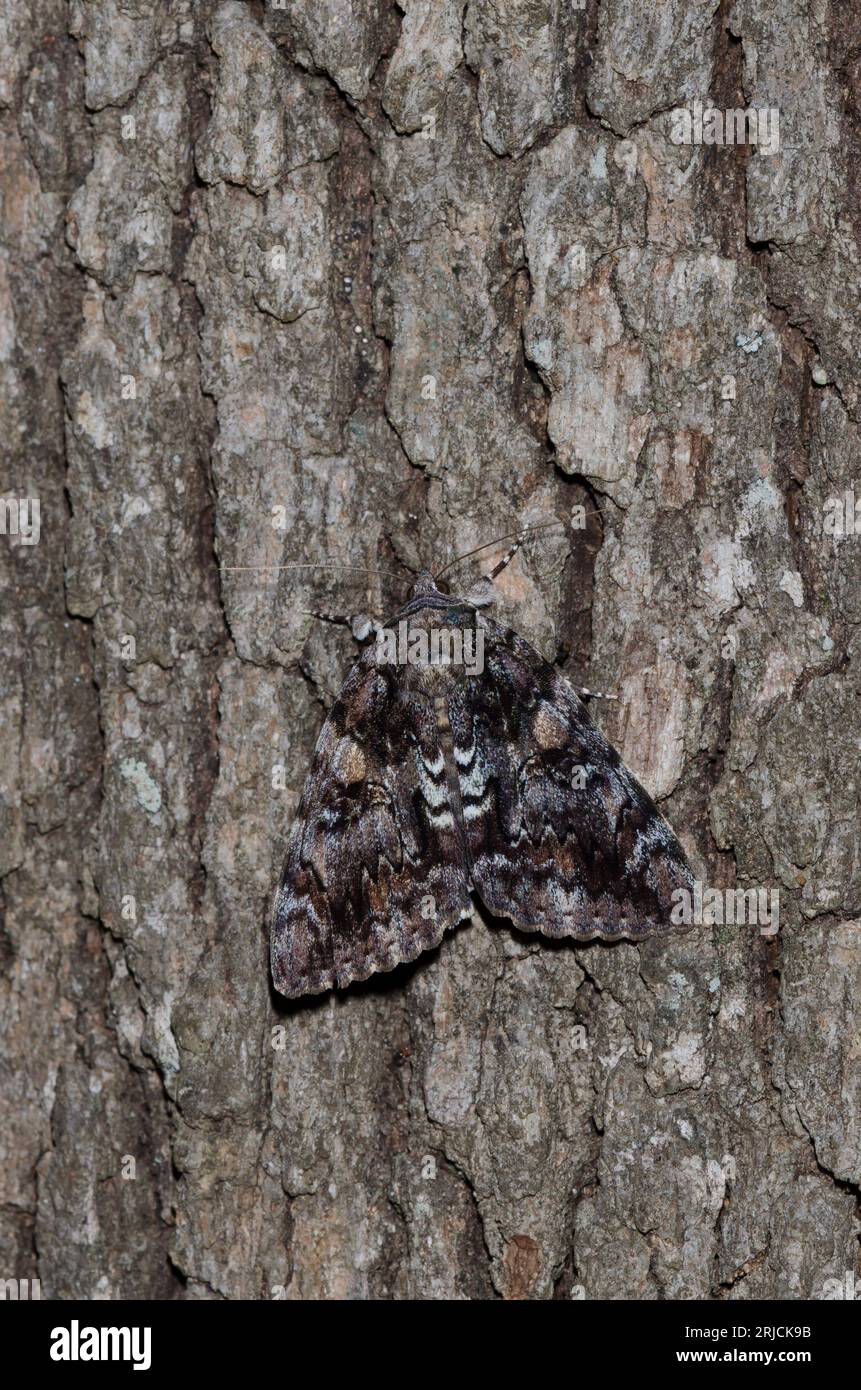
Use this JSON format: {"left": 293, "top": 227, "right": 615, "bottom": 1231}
{"left": 271, "top": 570, "right": 693, "bottom": 999}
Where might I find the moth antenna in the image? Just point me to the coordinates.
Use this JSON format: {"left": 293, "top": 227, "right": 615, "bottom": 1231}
{"left": 435, "top": 519, "right": 565, "bottom": 582}
{"left": 220, "top": 562, "right": 404, "bottom": 581}
{"left": 435, "top": 510, "right": 607, "bottom": 584}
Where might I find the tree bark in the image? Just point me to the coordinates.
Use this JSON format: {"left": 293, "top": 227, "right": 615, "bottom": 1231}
{"left": 1, "top": 0, "right": 859, "bottom": 1300}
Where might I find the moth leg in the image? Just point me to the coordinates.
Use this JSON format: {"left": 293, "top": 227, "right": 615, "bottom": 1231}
{"left": 482, "top": 530, "right": 527, "bottom": 583}
{"left": 568, "top": 681, "right": 618, "bottom": 702}
{"left": 478, "top": 537, "right": 619, "bottom": 702}
{"left": 299, "top": 610, "right": 382, "bottom": 642}
{"left": 349, "top": 613, "right": 382, "bottom": 642}
{"left": 462, "top": 533, "right": 529, "bottom": 608}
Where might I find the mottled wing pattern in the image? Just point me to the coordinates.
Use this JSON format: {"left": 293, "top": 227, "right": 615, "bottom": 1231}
{"left": 271, "top": 651, "right": 472, "bottom": 998}
{"left": 448, "top": 620, "right": 693, "bottom": 940}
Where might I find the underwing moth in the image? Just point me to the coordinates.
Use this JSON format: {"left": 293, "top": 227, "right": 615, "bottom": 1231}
{"left": 271, "top": 557, "right": 693, "bottom": 999}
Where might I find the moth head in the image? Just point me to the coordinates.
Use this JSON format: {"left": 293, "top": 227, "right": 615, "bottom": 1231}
{"left": 411, "top": 569, "right": 441, "bottom": 599}
{"left": 410, "top": 570, "right": 496, "bottom": 612}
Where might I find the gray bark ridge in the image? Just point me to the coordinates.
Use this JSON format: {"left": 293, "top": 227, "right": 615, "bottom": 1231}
{"left": 0, "top": 0, "right": 858, "bottom": 1300}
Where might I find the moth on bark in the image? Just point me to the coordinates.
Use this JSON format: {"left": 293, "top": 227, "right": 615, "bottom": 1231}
{"left": 271, "top": 546, "right": 693, "bottom": 1000}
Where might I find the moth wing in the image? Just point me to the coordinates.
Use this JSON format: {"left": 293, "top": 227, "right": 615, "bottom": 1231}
{"left": 450, "top": 621, "right": 693, "bottom": 940}
{"left": 271, "top": 651, "right": 472, "bottom": 998}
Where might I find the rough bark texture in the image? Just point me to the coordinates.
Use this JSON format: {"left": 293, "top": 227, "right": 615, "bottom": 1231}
{"left": 1, "top": 0, "right": 860, "bottom": 1301}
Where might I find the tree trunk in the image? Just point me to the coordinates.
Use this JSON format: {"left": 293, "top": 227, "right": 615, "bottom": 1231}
{"left": 1, "top": 0, "right": 859, "bottom": 1300}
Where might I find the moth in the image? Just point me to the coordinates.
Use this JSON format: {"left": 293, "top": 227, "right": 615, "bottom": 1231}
{"left": 271, "top": 534, "right": 693, "bottom": 999}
